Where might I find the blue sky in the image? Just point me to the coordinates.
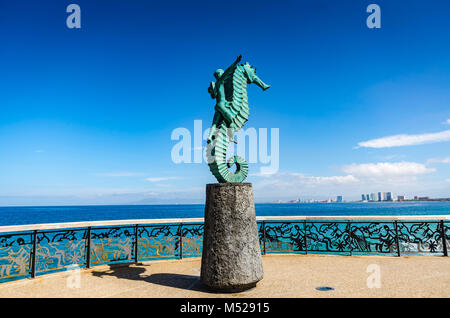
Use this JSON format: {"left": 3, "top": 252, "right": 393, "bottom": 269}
{"left": 1, "top": 0, "right": 450, "bottom": 205}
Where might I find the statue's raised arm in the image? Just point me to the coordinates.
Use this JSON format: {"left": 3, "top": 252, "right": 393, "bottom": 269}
{"left": 215, "top": 55, "right": 242, "bottom": 86}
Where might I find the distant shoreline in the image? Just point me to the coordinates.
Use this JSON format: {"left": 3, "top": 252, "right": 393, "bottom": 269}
{"left": 271, "top": 198, "right": 450, "bottom": 204}
{"left": 1, "top": 199, "right": 450, "bottom": 208}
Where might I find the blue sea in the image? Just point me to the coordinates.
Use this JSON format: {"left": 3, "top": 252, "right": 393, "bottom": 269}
{"left": 0, "top": 202, "right": 449, "bottom": 226}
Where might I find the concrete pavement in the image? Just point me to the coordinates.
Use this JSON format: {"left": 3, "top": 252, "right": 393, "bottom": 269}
{"left": 0, "top": 254, "right": 449, "bottom": 297}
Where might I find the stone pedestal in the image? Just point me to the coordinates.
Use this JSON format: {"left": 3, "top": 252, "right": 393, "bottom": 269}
{"left": 201, "top": 183, "right": 263, "bottom": 292}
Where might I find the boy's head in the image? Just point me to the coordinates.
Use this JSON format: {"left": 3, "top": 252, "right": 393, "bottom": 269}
{"left": 214, "top": 69, "right": 224, "bottom": 80}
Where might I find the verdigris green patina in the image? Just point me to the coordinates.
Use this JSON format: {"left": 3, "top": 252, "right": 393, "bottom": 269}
{"left": 206, "top": 55, "right": 270, "bottom": 183}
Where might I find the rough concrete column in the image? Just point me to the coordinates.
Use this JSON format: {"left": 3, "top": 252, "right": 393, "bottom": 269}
{"left": 201, "top": 183, "right": 263, "bottom": 292}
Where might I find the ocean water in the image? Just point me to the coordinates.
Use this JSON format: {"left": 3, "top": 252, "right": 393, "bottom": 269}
{"left": 0, "top": 201, "right": 449, "bottom": 226}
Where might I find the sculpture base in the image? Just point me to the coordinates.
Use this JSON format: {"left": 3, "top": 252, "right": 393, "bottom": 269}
{"left": 200, "top": 183, "right": 263, "bottom": 292}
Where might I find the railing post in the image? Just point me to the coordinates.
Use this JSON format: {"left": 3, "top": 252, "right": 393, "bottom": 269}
{"left": 30, "top": 230, "right": 37, "bottom": 278}
{"left": 303, "top": 220, "right": 308, "bottom": 255}
{"left": 134, "top": 224, "right": 139, "bottom": 263}
{"left": 394, "top": 221, "right": 401, "bottom": 257}
{"left": 348, "top": 221, "right": 352, "bottom": 256}
{"left": 86, "top": 227, "right": 91, "bottom": 269}
{"left": 262, "top": 221, "right": 266, "bottom": 255}
{"left": 179, "top": 223, "right": 183, "bottom": 259}
{"left": 441, "top": 220, "right": 448, "bottom": 257}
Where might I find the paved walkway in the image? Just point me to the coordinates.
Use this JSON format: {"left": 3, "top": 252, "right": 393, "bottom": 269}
{"left": 0, "top": 254, "right": 449, "bottom": 297}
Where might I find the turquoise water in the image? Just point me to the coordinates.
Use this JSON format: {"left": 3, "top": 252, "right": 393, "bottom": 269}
{"left": 0, "top": 201, "right": 449, "bottom": 226}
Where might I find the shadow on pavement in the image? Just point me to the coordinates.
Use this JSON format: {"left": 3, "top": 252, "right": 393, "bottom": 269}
{"left": 90, "top": 264, "right": 211, "bottom": 293}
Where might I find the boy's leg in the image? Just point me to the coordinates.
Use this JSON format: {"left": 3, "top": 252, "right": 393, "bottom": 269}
{"left": 215, "top": 103, "right": 233, "bottom": 125}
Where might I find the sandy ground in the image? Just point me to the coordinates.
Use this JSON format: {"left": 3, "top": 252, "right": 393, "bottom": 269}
{"left": 0, "top": 254, "right": 449, "bottom": 298}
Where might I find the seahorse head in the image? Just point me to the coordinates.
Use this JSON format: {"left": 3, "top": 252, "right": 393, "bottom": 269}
{"left": 242, "top": 62, "right": 270, "bottom": 91}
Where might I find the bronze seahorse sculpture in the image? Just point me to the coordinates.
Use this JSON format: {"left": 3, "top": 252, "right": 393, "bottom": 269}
{"left": 206, "top": 55, "right": 270, "bottom": 183}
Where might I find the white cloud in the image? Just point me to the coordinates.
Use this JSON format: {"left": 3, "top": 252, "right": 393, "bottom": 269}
{"left": 253, "top": 162, "right": 434, "bottom": 193}
{"left": 251, "top": 162, "right": 439, "bottom": 202}
{"left": 357, "top": 129, "right": 450, "bottom": 148}
{"left": 252, "top": 171, "right": 369, "bottom": 202}
{"left": 426, "top": 157, "right": 450, "bottom": 164}
{"left": 341, "top": 162, "right": 435, "bottom": 177}
{"left": 445, "top": 119, "right": 450, "bottom": 125}
{"left": 35, "top": 150, "right": 44, "bottom": 153}
{"left": 252, "top": 172, "right": 360, "bottom": 201}
{"left": 145, "top": 177, "right": 179, "bottom": 182}
{"left": 95, "top": 172, "right": 144, "bottom": 177}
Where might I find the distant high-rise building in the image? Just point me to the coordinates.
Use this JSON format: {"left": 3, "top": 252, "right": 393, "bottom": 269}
{"left": 366, "top": 194, "right": 370, "bottom": 201}
{"left": 378, "top": 192, "right": 383, "bottom": 202}
{"left": 397, "top": 195, "right": 406, "bottom": 202}
{"left": 385, "top": 192, "right": 393, "bottom": 201}
{"left": 370, "top": 193, "right": 376, "bottom": 201}
{"left": 361, "top": 194, "right": 366, "bottom": 201}
{"left": 337, "top": 196, "right": 343, "bottom": 203}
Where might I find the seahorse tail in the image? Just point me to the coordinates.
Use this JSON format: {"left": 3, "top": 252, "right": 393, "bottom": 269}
{"left": 207, "top": 125, "right": 248, "bottom": 183}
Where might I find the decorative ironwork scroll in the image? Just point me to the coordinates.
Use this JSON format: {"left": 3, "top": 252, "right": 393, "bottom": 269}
{"left": 259, "top": 222, "right": 306, "bottom": 253}
{"left": 138, "top": 224, "right": 179, "bottom": 260}
{"left": 307, "top": 221, "right": 352, "bottom": 253}
{"left": 36, "top": 229, "right": 87, "bottom": 274}
{"left": 0, "top": 232, "right": 32, "bottom": 282}
{"left": 346, "top": 222, "right": 397, "bottom": 254}
{"left": 90, "top": 226, "right": 135, "bottom": 265}
{"left": 396, "top": 222, "right": 443, "bottom": 254}
{"left": 258, "top": 221, "right": 420, "bottom": 255}
{"left": 181, "top": 224, "right": 204, "bottom": 257}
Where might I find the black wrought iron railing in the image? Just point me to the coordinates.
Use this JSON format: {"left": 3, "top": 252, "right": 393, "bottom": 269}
{"left": 0, "top": 216, "right": 448, "bottom": 283}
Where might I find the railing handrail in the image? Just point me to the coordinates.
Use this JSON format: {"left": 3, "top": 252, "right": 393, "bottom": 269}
{"left": 257, "top": 215, "right": 450, "bottom": 221}
{"left": 0, "top": 215, "right": 448, "bottom": 233}
{"left": 0, "top": 218, "right": 204, "bottom": 233}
